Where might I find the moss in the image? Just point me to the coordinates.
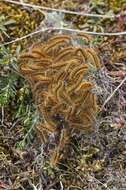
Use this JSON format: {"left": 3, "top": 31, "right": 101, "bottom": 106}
{"left": 0, "top": 2, "right": 44, "bottom": 49}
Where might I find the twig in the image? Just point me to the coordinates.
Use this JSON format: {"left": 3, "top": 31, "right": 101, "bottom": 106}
{"left": 60, "top": 181, "right": 64, "bottom": 190}
{"left": 9, "top": 118, "right": 21, "bottom": 131}
{"left": 89, "top": 175, "right": 111, "bottom": 190}
{"left": 1, "top": 106, "right": 4, "bottom": 125}
{"left": 101, "top": 76, "right": 126, "bottom": 110}
{"left": 45, "top": 179, "right": 59, "bottom": 190}
{"left": 1, "top": 27, "right": 126, "bottom": 47}
{"left": 28, "top": 182, "right": 38, "bottom": 190}
{"left": 0, "top": 28, "right": 43, "bottom": 46}
{"left": 67, "top": 186, "right": 83, "bottom": 190}
{"left": 3, "top": 0, "right": 125, "bottom": 19}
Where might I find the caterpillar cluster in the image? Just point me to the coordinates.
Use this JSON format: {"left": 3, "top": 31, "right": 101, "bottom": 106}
{"left": 18, "top": 34, "right": 101, "bottom": 167}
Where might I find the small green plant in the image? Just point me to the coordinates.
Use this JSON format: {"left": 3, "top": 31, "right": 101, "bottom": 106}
{"left": 0, "top": 46, "right": 17, "bottom": 106}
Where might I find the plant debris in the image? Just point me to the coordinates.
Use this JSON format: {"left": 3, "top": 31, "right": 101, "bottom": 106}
{"left": 0, "top": 0, "right": 126, "bottom": 190}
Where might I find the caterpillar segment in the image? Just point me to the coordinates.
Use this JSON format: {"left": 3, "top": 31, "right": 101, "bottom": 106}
{"left": 31, "top": 47, "right": 47, "bottom": 58}
{"left": 76, "top": 33, "right": 92, "bottom": 43}
{"left": 44, "top": 38, "right": 70, "bottom": 53}
{"left": 75, "top": 48, "right": 88, "bottom": 62}
{"left": 54, "top": 47, "right": 75, "bottom": 62}
{"left": 48, "top": 35, "right": 71, "bottom": 43}
{"left": 69, "top": 64, "right": 88, "bottom": 80}
{"left": 67, "top": 74, "right": 84, "bottom": 93}
{"left": 86, "top": 48, "right": 101, "bottom": 69}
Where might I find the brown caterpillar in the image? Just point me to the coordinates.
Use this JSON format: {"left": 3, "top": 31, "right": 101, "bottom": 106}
{"left": 18, "top": 33, "right": 101, "bottom": 167}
